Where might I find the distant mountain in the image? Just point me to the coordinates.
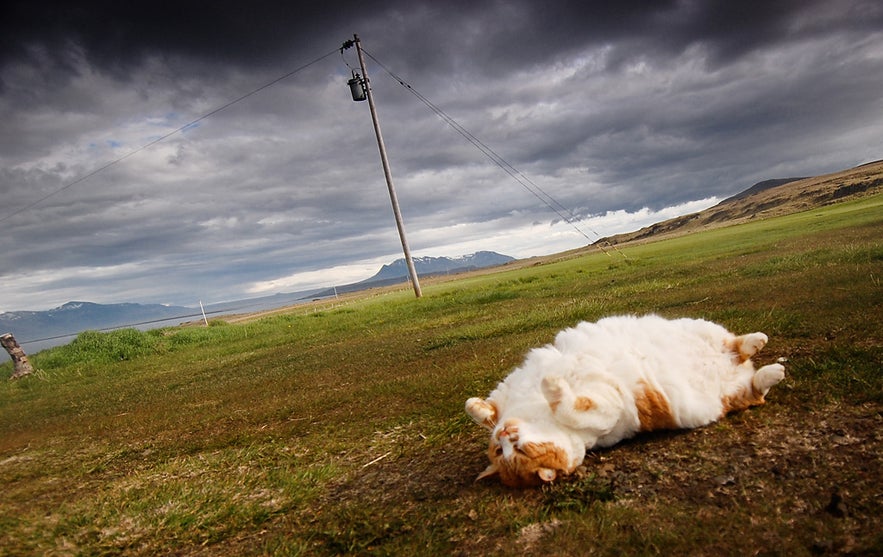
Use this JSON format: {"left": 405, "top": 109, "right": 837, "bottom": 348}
{"left": 0, "top": 301, "right": 197, "bottom": 352}
{"left": 365, "top": 251, "right": 515, "bottom": 283}
{"left": 310, "top": 251, "right": 516, "bottom": 298}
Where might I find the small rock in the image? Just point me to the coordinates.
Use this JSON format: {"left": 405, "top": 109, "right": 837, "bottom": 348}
{"left": 830, "top": 434, "right": 849, "bottom": 445}
{"left": 597, "top": 463, "right": 616, "bottom": 477}
{"left": 824, "top": 488, "right": 847, "bottom": 518}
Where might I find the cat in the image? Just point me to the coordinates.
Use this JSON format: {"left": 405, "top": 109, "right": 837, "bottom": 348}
{"left": 465, "top": 314, "right": 785, "bottom": 487}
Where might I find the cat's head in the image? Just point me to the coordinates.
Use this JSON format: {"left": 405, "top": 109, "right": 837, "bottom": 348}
{"left": 478, "top": 417, "right": 575, "bottom": 488}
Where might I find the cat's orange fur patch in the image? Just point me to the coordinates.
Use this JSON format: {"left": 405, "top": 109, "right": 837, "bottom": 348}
{"left": 721, "top": 385, "right": 765, "bottom": 415}
{"left": 574, "top": 396, "right": 594, "bottom": 412}
{"left": 725, "top": 339, "right": 750, "bottom": 363}
{"left": 635, "top": 381, "right": 678, "bottom": 431}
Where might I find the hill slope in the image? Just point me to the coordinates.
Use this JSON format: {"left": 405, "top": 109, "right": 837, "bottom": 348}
{"left": 598, "top": 159, "right": 883, "bottom": 245}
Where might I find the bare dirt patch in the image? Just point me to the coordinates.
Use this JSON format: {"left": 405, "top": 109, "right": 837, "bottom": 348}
{"left": 297, "top": 396, "right": 882, "bottom": 555}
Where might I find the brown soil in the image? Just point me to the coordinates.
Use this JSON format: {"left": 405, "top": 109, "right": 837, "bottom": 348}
{"left": 306, "top": 399, "right": 882, "bottom": 555}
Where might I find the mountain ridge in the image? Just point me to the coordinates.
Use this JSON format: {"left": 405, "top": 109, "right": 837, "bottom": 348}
{"left": 310, "top": 251, "right": 516, "bottom": 298}
{"left": 363, "top": 251, "right": 515, "bottom": 283}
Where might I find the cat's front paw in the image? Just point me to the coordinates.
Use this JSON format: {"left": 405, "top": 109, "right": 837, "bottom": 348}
{"left": 541, "top": 375, "right": 568, "bottom": 406}
{"left": 466, "top": 397, "right": 498, "bottom": 429}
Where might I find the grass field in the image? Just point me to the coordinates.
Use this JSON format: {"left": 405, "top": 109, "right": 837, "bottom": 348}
{"left": 2, "top": 193, "right": 882, "bottom": 556}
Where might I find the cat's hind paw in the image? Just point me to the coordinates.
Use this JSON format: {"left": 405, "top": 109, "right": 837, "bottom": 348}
{"left": 742, "top": 333, "right": 768, "bottom": 355}
{"left": 753, "top": 363, "right": 785, "bottom": 394}
{"left": 731, "top": 332, "right": 768, "bottom": 361}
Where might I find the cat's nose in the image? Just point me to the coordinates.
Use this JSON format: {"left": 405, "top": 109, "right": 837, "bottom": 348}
{"left": 496, "top": 426, "right": 516, "bottom": 441}
{"left": 497, "top": 420, "right": 520, "bottom": 440}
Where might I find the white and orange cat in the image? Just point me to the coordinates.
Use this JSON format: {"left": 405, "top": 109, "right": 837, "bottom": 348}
{"left": 465, "top": 314, "right": 785, "bottom": 487}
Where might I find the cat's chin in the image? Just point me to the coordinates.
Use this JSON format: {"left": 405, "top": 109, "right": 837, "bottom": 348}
{"left": 476, "top": 461, "right": 558, "bottom": 488}
{"left": 478, "top": 429, "right": 575, "bottom": 488}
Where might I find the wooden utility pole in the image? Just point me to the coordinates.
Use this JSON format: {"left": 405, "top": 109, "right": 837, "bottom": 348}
{"left": 1, "top": 333, "right": 33, "bottom": 379}
{"left": 351, "top": 34, "right": 422, "bottom": 298}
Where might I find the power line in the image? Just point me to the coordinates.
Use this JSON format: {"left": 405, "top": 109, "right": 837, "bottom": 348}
{"left": 363, "top": 50, "right": 626, "bottom": 258}
{"left": 17, "top": 311, "right": 222, "bottom": 345}
{"left": 0, "top": 47, "right": 341, "bottom": 225}
{"left": 15, "top": 298, "right": 282, "bottom": 345}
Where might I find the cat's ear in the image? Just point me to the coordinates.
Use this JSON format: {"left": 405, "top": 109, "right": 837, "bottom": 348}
{"left": 476, "top": 463, "right": 499, "bottom": 481}
{"left": 537, "top": 468, "right": 557, "bottom": 483}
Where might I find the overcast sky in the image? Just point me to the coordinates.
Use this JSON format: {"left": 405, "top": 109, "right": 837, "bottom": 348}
{"left": 1, "top": 0, "right": 882, "bottom": 312}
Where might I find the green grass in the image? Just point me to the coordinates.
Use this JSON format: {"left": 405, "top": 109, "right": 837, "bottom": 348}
{"left": 1, "top": 193, "right": 882, "bottom": 555}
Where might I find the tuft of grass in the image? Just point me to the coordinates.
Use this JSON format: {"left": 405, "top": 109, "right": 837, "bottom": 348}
{"left": 33, "top": 328, "right": 164, "bottom": 368}
{"left": 790, "top": 345, "right": 883, "bottom": 403}
{"left": 542, "top": 474, "right": 616, "bottom": 514}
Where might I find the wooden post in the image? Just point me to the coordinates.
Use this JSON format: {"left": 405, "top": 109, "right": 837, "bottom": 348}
{"left": 1, "top": 333, "right": 34, "bottom": 379}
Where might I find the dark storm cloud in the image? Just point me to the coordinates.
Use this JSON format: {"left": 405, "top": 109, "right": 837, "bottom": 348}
{"left": 2, "top": 1, "right": 364, "bottom": 74}
{"left": 5, "top": 1, "right": 876, "bottom": 77}
{"left": 1, "top": 0, "right": 882, "bottom": 311}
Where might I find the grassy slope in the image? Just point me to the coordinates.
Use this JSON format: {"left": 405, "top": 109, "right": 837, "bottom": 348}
{"left": 599, "top": 159, "right": 883, "bottom": 246}
{"left": 1, "top": 194, "right": 881, "bottom": 556}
